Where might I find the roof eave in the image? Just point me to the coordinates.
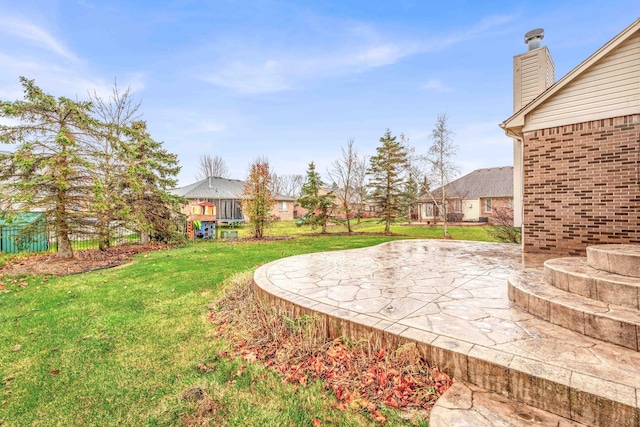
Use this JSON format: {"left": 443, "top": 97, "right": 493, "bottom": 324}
{"left": 501, "top": 18, "right": 640, "bottom": 134}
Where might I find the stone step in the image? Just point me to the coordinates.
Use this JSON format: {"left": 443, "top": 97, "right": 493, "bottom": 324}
{"left": 509, "top": 270, "right": 640, "bottom": 351}
{"left": 544, "top": 257, "right": 640, "bottom": 310}
{"left": 588, "top": 244, "right": 640, "bottom": 278}
{"left": 430, "top": 381, "right": 587, "bottom": 427}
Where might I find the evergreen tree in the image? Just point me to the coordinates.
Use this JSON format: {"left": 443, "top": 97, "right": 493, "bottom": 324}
{"left": 297, "top": 162, "right": 335, "bottom": 233}
{"left": 89, "top": 83, "right": 141, "bottom": 250}
{"left": 367, "top": 129, "right": 409, "bottom": 233}
{"left": 0, "top": 77, "right": 98, "bottom": 258}
{"left": 123, "top": 121, "right": 184, "bottom": 243}
{"left": 241, "top": 160, "right": 275, "bottom": 239}
{"left": 402, "top": 172, "right": 420, "bottom": 221}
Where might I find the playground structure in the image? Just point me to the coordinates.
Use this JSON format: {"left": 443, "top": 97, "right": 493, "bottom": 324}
{"left": 186, "top": 201, "right": 217, "bottom": 240}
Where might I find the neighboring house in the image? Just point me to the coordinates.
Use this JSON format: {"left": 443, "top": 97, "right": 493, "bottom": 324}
{"left": 170, "top": 176, "right": 296, "bottom": 224}
{"left": 294, "top": 187, "right": 335, "bottom": 219}
{"left": 501, "top": 20, "right": 640, "bottom": 255}
{"left": 417, "top": 167, "right": 513, "bottom": 222}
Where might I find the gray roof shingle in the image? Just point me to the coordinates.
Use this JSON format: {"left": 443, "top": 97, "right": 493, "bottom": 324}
{"left": 170, "top": 177, "right": 295, "bottom": 201}
{"left": 421, "top": 166, "right": 513, "bottom": 200}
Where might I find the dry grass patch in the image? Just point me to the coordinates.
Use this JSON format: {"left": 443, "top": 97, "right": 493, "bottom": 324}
{"left": 208, "top": 274, "right": 452, "bottom": 424}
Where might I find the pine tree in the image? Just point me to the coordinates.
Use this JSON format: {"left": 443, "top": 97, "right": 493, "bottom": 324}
{"left": 297, "top": 162, "right": 335, "bottom": 233}
{"left": 0, "top": 77, "right": 98, "bottom": 258}
{"left": 89, "top": 83, "right": 141, "bottom": 250}
{"left": 241, "top": 160, "right": 275, "bottom": 238}
{"left": 403, "top": 172, "right": 420, "bottom": 221}
{"left": 123, "top": 121, "right": 184, "bottom": 243}
{"left": 367, "top": 129, "right": 409, "bottom": 233}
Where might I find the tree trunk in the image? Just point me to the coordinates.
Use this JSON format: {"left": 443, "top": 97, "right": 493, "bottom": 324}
{"left": 97, "top": 215, "right": 111, "bottom": 251}
{"left": 442, "top": 192, "right": 448, "bottom": 238}
{"left": 56, "top": 189, "right": 74, "bottom": 259}
{"left": 56, "top": 218, "right": 74, "bottom": 259}
{"left": 140, "top": 230, "right": 151, "bottom": 244}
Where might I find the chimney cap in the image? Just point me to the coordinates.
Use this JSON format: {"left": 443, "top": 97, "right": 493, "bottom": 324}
{"left": 524, "top": 28, "right": 544, "bottom": 44}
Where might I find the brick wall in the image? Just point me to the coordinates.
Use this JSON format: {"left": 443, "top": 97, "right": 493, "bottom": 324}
{"left": 523, "top": 114, "right": 640, "bottom": 255}
{"left": 482, "top": 197, "right": 513, "bottom": 222}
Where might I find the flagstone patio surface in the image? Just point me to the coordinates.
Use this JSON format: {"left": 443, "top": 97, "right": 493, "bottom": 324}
{"left": 253, "top": 240, "right": 640, "bottom": 426}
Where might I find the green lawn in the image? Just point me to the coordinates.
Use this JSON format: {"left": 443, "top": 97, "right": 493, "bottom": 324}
{"left": 0, "top": 225, "right": 501, "bottom": 426}
{"left": 221, "top": 217, "right": 495, "bottom": 242}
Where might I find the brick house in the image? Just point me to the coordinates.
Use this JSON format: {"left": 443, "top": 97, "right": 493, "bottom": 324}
{"left": 170, "top": 176, "right": 296, "bottom": 224}
{"left": 417, "top": 167, "right": 513, "bottom": 223}
{"left": 501, "top": 20, "right": 640, "bottom": 255}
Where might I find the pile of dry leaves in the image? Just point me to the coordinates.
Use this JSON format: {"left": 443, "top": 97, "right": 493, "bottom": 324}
{"left": 208, "top": 278, "right": 452, "bottom": 424}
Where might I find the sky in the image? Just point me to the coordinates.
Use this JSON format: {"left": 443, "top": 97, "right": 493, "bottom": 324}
{"left": 0, "top": 0, "right": 637, "bottom": 187}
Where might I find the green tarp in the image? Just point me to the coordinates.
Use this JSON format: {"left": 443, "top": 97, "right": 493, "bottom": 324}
{"left": 0, "top": 213, "right": 49, "bottom": 253}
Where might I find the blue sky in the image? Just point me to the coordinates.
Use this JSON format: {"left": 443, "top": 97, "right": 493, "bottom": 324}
{"left": 0, "top": 0, "right": 636, "bottom": 186}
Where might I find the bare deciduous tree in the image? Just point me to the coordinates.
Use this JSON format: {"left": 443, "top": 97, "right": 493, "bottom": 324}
{"left": 425, "top": 113, "right": 458, "bottom": 238}
{"left": 89, "top": 81, "right": 142, "bottom": 249}
{"left": 271, "top": 173, "right": 304, "bottom": 198}
{"left": 486, "top": 206, "right": 521, "bottom": 243}
{"left": 328, "top": 138, "right": 359, "bottom": 232}
{"left": 351, "top": 153, "right": 369, "bottom": 223}
{"left": 195, "top": 154, "right": 229, "bottom": 180}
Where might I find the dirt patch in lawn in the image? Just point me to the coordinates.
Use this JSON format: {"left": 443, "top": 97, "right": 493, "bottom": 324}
{"left": 0, "top": 243, "right": 165, "bottom": 277}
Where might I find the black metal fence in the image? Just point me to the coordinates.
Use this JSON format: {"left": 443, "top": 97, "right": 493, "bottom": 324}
{"left": 51, "top": 225, "right": 143, "bottom": 252}
{"left": 0, "top": 223, "right": 143, "bottom": 254}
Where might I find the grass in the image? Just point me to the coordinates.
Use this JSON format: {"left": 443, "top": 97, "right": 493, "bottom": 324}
{"left": 0, "top": 223, "right": 502, "bottom": 426}
{"left": 221, "top": 217, "right": 496, "bottom": 242}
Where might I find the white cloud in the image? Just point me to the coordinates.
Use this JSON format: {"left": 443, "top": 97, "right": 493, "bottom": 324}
{"left": 204, "top": 60, "right": 290, "bottom": 95}
{"left": 198, "top": 13, "right": 516, "bottom": 95}
{"left": 153, "top": 108, "right": 228, "bottom": 140}
{"left": 421, "top": 79, "right": 453, "bottom": 92}
{"left": 0, "top": 15, "right": 78, "bottom": 62}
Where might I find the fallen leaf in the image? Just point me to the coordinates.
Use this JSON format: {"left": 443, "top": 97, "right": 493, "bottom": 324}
{"left": 383, "top": 397, "right": 398, "bottom": 408}
{"left": 17, "top": 282, "right": 27, "bottom": 288}
{"left": 373, "top": 411, "right": 387, "bottom": 423}
{"left": 243, "top": 352, "right": 257, "bottom": 363}
{"left": 49, "top": 370, "right": 59, "bottom": 375}
{"left": 12, "top": 345, "right": 22, "bottom": 352}
{"left": 311, "top": 418, "right": 321, "bottom": 427}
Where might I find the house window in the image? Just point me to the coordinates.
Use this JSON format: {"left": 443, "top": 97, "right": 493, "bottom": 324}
{"left": 278, "top": 201, "right": 288, "bottom": 211}
{"left": 485, "top": 199, "right": 492, "bottom": 213}
{"left": 454, "top": 199, "right": 461, "bottom": 212}
{"left": 191, "top": 205, "right": 200, "bottom": 214}
{"left": 509, "top": 198, "right": 514, "bottom": 210}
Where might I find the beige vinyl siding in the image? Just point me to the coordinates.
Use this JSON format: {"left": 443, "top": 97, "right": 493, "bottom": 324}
{"left": 513, "top": 47, "right": 555, "bottom": 112}
{"left": 520, "top": 56, "right": 540, "bottom": 106}
{"left": 526, "top": 31, "right": 640, "bottom": 130}
{"left": 545, "top": 52, "right": 555, "bottom": 88}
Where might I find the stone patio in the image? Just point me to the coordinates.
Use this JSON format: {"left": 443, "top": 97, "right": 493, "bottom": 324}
{"left": 253, "top": 240, "right": 640, "bottom": 426}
